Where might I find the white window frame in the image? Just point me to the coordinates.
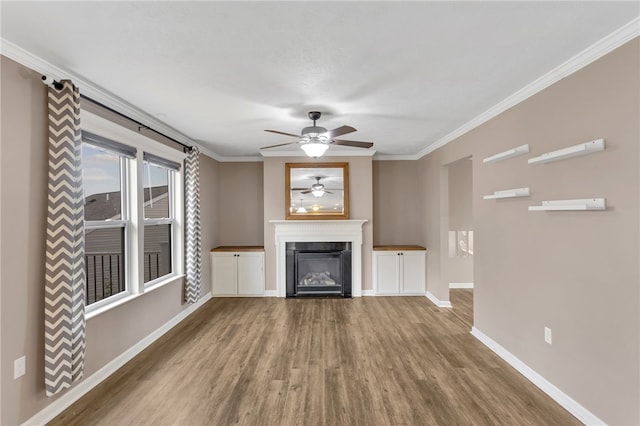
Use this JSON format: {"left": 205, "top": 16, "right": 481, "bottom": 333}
{"left": 142, "top": 161, "right": 179, "bottom": 287}
{"left": 81, "top": 111, "right": 186, "bottom": 317}
{"left": 82, "top": 153, "right": 131, "bottom": 312}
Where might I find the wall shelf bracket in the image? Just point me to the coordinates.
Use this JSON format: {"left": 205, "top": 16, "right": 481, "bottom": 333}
{"left": 483, "top": 144, "right": 530, "bottom": 163}
{"left": 528, "top": 198, "right": 606, "bottom": 211}
{"left": 483, "top": 187, "right": 530, "bottom": 200}
{"left": 528, "top": 139, "right": 605, "bottom": 164}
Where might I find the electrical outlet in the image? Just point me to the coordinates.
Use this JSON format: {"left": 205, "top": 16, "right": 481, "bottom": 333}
{"left": 544, "top": 327, "right": 552, "bottom": 345}
{"left": 14, "top": 356, "right": 26, "bottom": 379}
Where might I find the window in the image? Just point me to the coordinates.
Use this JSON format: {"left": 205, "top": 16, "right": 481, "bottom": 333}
{"left": 143, "top": 155, "right": 180, "bottom": 284}
{"left": 81, "top": 111, "right": 185, "bottom": 313}
{"left": 82, "top": 138, "right": 132, "bottom": 307}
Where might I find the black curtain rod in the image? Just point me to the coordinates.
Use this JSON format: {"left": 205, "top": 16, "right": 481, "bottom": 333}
{"left": 80, "top": 94, "right": 193, "bottom": 153}
{"left": 42, "top": 75, "right": 193, "bottom": 152}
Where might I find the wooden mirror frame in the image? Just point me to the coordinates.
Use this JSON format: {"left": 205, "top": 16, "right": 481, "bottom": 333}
{"left": 285, "top": 162, "right": 349, "bottom": 220}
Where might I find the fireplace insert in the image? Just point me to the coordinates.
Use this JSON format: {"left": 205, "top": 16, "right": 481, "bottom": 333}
{"left": 286, "top": 242, "right": 352, "bottom": 298}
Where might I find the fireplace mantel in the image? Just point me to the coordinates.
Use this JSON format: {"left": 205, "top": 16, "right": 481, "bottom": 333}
{"left": 270, "top": 220, "right": 367, "bottom": 297}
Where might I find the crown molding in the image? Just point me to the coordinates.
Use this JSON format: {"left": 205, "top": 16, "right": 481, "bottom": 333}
{"left": 260, "top": 149, "right": 376, "bottom": 158}
{"left": 414, "top": 17, "right": 640, "bottom": 159}
{"left": 374, "top": 154, "right": 421, "bottom": 161}
{"left": 194, "top": 144, "right": 224, "bottom": 162}
{"left": 0, "top": 38, "right": 205, "bottom": 151}
{"left": 215, "top": 155, "right": 264, "bottom": 162}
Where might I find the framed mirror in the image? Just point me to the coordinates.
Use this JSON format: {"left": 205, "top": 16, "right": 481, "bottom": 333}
{"left": 285, "top": 162, "right": 349, "bottom": 220}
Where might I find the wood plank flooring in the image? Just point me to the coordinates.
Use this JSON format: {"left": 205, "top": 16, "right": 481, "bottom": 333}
{"left": 50, "top": 291, "right": 579, "bottom": 425}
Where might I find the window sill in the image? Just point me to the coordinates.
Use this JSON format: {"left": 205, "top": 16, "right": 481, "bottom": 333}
{"left": 145, "top": 273, "right": 185, "bottom": 294}
{"left": 85, "top": 273, "right": 185, "bottom": 320}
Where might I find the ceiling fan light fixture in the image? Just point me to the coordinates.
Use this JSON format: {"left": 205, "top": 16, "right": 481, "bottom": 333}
{"left": 312, "top": 189, "right": 324, "bottom": 197}
{"left": 301, "top": 142, "right": 329, "bottom": 158}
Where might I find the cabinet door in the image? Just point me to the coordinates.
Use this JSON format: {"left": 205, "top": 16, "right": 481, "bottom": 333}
{"left": 374, "top": 252, "right": 401, "bottom": 294}
{"left": 401, "top": 252, "right": 425, "bottom": 294}
{"left": 237, "top": 252, "right": 265, "bottom": 295}
{"left": 212, "top": 253, "right": 237, "bottom": 295}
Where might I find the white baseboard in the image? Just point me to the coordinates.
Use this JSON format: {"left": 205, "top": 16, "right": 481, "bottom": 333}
{"left": 23, "top": 292, "right": 213, "bottom": 426}
{"left": 449, "top": 282, "right": 474, "bottom": 289}
{"left": 264, "top": 290, "right": 279, "bottom": 297}
{"left": 212, "top": 293, "right": 274, "bottom": 297}
{"left": 425, "top": 291, "right": 452, "bottom": 308}
{"left": 362, "top": 290, "right": 428, "bottom": 297}
{"left": 470, "top": 327, "right": 605, "bottom": 426}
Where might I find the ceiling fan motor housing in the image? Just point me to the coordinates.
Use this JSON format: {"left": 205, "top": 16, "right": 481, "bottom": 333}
{"left": 301, "top": 125, "right": 328, "bottom": 139}
{"left": 301, "top": 111, "right": 328, "bottom": 141}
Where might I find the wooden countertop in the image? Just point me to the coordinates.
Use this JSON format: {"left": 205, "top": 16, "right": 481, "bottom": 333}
{"left": 211, "top": 246, "right": 265, "bottom": 252}
{"left": 373, "top": 245, "right": 427, "bottom": 251}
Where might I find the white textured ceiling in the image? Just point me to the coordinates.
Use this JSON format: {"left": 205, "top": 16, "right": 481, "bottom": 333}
{"left": 1, "top": 2, "right": 638, "bottom": 158}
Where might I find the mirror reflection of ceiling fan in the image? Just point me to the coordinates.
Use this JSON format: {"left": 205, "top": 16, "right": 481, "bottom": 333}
{"left": 293, "top": 177, "right": 333, "bottom": 197}
{"left": 260, "top": 111, "right": 374, "bottom": 158}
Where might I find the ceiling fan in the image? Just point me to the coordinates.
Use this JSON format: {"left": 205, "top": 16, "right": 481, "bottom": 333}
{"left": 295, "top": 177, "right": 333, "bottom": 197}
{"left": 261, "top": 111, "right": 374, "bottom": 157}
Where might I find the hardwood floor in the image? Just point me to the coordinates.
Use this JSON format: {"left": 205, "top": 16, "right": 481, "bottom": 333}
{"left": 50, "top": 293, "right": 579, "bottom": 426}
{"left": 450, "top": 288, "right": 473, "bottom": 327}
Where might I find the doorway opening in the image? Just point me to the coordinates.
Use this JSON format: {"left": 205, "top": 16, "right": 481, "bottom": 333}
{"left": 445, "top": 156, "right": 474, "bottom": 328}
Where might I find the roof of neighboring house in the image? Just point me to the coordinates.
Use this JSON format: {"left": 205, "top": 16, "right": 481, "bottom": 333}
{"left": 84, "top": 186, "right": 168, "bottom": 221}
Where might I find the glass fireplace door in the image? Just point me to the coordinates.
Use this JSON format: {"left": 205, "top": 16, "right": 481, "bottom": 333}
{"left": 295, "top": 252, "right": 343, "bottom": 295}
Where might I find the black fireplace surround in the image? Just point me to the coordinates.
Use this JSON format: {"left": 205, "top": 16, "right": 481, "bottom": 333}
{"left": 286, "top": 242, "right": 352, "bottom": 298}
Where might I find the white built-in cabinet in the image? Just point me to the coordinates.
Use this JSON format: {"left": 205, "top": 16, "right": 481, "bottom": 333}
{"left": 211, "top": 247, "right": 265, "bottom": 296}
{"left": 373, "top": 246, "right": 426, "bottom": 295}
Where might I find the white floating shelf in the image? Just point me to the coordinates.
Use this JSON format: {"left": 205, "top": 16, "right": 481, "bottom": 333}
{"left": 528, "top": 198, "right": 606, "bottom": 211}
{"left": 483, "top": 144, "right": 530, "bottom": 163}
{"left": 484, "top": 187, "right": 530, "bottom": 200}
{"left": 528, "top": 139, "right": 605, "bottom": 164}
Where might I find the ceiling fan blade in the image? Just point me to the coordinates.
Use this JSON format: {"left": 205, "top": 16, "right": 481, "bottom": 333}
{"left": 260, "top": 141, "right": 300, "bottom": 149}
{"left": 264, "top": 129, "right": 300, "bottom": 138}
{"left": 325, "top": 191, "right": 333, "bottom": 194}
{"left": 300, "top": 190, "right": 312, "bottom": 194}
{"left": 332, "top": 139, "right": 374, "bottom": 149}
{"left": 325, "top": 125, "right": 356, "bottom": 138}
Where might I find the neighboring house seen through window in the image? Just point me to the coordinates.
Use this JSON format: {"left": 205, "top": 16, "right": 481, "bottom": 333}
{"left": 82, "top": 142, "right": 129, "bottom": 306}
{"left": 143, "top": 155, "right": 180, "bottom": 284}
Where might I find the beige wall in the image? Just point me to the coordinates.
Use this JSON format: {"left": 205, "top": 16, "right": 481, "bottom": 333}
{"left": 447, "top": 158, "right": 473, "bottom": 284}
{"left": 218, "top": 162, "right": 264, "bottom": 246}
{"left": 0, "top": 56, "right": 220, "bottom": 425}
{"left": 262, "top": 156, "right": 373, "bottom": 291}
{"left": 200, "top": 154, "right": 220, "bottom": 294}
{"left": 1, "top": 55, "right": 49, "bottom": 425}
{"left": 419, "top": 39, "right": 639, "bottom": 425}
{"left": 372, "top": 160, "right": 422, "bottom": 246}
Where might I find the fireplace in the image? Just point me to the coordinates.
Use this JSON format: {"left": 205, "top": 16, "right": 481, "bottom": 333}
{"left": 286, "top": 242, "right": 352, "bottom": 297}
{"left": 271, "top": 220, "right": 367, "bottom": 297}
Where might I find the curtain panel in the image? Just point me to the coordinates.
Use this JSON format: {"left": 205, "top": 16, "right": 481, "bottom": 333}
{"left": 44, "top": 80, "right": 86, "bottom": 396}
{"left": 184, "top": 147, "right": 202, "bottom": 303}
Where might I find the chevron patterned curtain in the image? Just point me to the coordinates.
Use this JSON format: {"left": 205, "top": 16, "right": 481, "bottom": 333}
{"left": 44, "top": 80, "right": 86, "bottom": 396}
{"left": 184, "top": 147, "right": 202, "bottom": 303}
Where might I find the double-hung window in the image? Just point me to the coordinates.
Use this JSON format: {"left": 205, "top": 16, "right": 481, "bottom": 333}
{"left": 142, "top": 154, "right": 180, "bottom": 284}
{"left": 82, "top": 132, "right": 135, "bottom": 307}
{"left": 81, "top": 111, "right": 185, "bottom": 314}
